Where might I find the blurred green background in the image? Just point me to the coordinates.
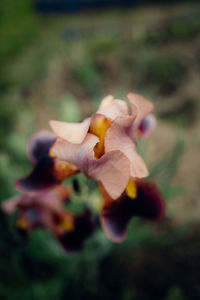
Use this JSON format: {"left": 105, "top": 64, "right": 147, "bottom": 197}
{"left": 0, "top": 1, "right": 200, "bottom": 299}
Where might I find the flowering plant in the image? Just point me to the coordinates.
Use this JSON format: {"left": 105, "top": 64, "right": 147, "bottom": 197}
{"left": 2, "top": 93, "right": 165, "bottom": 252}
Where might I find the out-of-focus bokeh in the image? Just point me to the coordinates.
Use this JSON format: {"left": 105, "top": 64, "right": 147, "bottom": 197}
{"left": 0, "top": 0, "right": 200, "bottom": 299}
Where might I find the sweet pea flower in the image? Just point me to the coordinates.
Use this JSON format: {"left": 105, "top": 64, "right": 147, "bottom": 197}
{"left": 2, "top": 186, "right": 95, "bottom": 252}
{"left": 49, "top": 93, "right": 155, "bottom": 200}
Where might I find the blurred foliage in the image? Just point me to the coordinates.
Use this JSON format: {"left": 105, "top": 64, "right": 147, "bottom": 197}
{"left": 0, "top": 0, "right": 37, "bottom": 64}
{"left": 159, "top": 99, "right": 197, "bottom": 128}
{"left": 72, "top": 56, "right": 103, "bottom": 98}
{"left": 150, "top": 139, "right": 185, "bottom": 187}
{"left": 134, "top": 52, "right": 184, "bottom": 95}
{"left": 59, "top": 94, "right": 81, "bottom": 122}
{"left": 140, "top": 11, "right": 200, "bottom": 46}
{"left": 0, "top": 0, "right": 37, "bottom": 198}
{"left": 165, "top": 286, "right": 187, "bottom": 300}
{"left": 0, "top": 2, "right": 200, "bottom": 300}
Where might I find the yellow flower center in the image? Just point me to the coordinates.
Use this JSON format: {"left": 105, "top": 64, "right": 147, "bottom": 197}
{"left": 89, "top": 116, "right": 112, "bottom": 158}
{"left": 56, "top": 216, "right": 74, "bottom": 234}
{"left": 125, "top": 178, "right": 137, "bottom": 199}
{"left": 54, "top": 159, "right": 79, "bottom": 181}
{"left": 17, "top": 218, "right": 28, "bottom": 229}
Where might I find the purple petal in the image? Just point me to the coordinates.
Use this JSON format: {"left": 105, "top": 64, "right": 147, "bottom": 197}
{"left": 138, "top": 114, "right": 157, "bottom": 138}
{"left": 100, "top": 199, "right": 129, "bottom": 242}
{"left": 15, "top": 156, "right": 59, "bottom": 193}
{"left": 100, "top": 181, "right": 165, "bottom": 242}
{"left": 133, "top": 181, "right": 165, "bottom": 220}
{"left": 57, "top": 209, "right": 95, "bottom": 252}
{"left": 28, "top": 131, "right": 56, "bottom": 164}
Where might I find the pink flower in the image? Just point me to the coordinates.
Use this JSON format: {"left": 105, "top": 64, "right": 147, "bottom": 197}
{"left": 49, "top": 93, "right": 155, "bottom": 199}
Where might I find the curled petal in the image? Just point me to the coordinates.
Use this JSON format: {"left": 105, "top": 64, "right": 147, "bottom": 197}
{"left": 28, "top": 131, "right": 56, "bottom": 164}
{"left": 50, "top": 133, "right": 99, "bottom": 173}
{"left": 57, "top": 209, "right": 95, "bottom": 252}
{"left": 97, "top": 95, "right": 129, "bottom": 120}
{"left": 49, "top": 118, "right": 91, "bottom": 144}
{"left": 16, "top": 157, "right": 77, "bottom": 194}
{"left": 89, "top": 150, "right": 130, "bottom": 200}
{"left": 98, "top": 95, "right": 114, "bottom": 109}
{"left": 100, "top": 181, "right": 165, "bottom": 242}
{"left": 105, "top": 116, "right": 149, "bottom": 178}
{"left": 127, "top": 93, "right": 154, "bottom": 129}
{"left": 18, "top": 131, "right": 65, "bottom": 193}
{"left": 138, "top": 114, "right": 157, "bottom": 138}
{"left": 51, "top": 134, "right": 130, "bottom": 199}
{"left": 15, "top": 156, "right": 59, "bottom": 193}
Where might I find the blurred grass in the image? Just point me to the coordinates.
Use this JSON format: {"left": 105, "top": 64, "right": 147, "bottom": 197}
{"left": 134, "top": 52, "right": 184, "bottom": 95}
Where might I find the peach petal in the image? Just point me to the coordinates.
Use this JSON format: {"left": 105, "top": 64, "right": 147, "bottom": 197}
{"left": 127, "top": 93, "right": 154, "bottom": 127}
{"left": 51, "top": 134, "right": 130, "bottom": 199}
{"left": 97, "top": 95, "right": 129, "bottom": 120}
{"left": 49, "top": 118, "right": 91, "bottom": 144}
{"left": 50, "top": 133, "right": 99, "bottom": 173}
{"left": 98, "top": 95, "right": 114, "bottom": 109}
{"left": 105, "top": 116, "right": 149, "bottom": 178}
{"left": 89, "top": 150, "right": 130, "bottom": 200}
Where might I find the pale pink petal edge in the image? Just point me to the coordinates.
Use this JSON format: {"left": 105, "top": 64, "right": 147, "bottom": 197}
{"left": 127, "top": 93, "right": 154, "bottom": 125}
{"left": 49, "top": 118, "right": 91, "bottom": 144}
{"left": 2, "top": 196, "right": 21, "bottom": 214}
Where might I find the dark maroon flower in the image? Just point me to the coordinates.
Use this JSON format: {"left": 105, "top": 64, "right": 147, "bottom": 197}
{"left": 27, "top": 130, "right": 56, "bottom": 164}
{"left": 100, "top": 180, "right": 165, "bottom": 242}
{"left": 57, "top": 209, "right": 95, "bottom": 252}
{"left": 16, "top": 131, "right": 78, "bottom": 193}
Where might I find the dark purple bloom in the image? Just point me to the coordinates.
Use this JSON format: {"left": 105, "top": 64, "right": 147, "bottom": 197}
{"left": 57, "top": 209, "right": 95, "bottom": 252}
{"left": 27, "top": 130, "right": 56, "bottom": 163}
{"left": 100, "top": 180, "right": 165, "bottom": 242}
{"left": 16, "top": 131, "right": 78, "bottom": 193}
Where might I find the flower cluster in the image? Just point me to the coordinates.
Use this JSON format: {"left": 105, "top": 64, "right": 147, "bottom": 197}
{"left": 2, "top": 93, "right": 165, "bottom": 251}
